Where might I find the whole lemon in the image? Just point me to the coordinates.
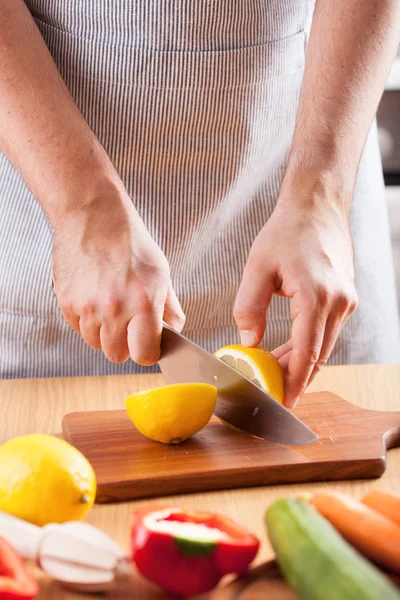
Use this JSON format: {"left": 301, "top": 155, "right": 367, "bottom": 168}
{"left": 0, "top": 434, "right": 96, "bottom": 526}
{"left": 125, "top": 383, "right": 217, "bottom": 444}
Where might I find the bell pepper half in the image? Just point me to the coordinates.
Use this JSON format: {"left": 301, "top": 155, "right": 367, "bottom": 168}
{"left": 131, "top": 506, "right": 259, "bottom": 596}
{"left": 0, "top": 537, "right": 38, "bottom": 600}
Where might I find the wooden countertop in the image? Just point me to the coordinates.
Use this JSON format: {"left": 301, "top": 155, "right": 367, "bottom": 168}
{"left": 0, "top": 364, "right": 399, "bottom": 599}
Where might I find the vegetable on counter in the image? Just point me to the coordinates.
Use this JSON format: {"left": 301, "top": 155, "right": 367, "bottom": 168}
{"left": 131, "top": 505, "right": 259, "bottom": 596}
{"left": 265, "top": 498, "right": 400, "bottom": 600}
{"left": 0, "top": 434, "right": 96, "bottom": 526}
{"left": 310, "top": 490, "right": 400, "bottom": 575}
{"left": 0, "top": 536, "right": 38, "bottom": 600}
{"left": 362, "top": 489, "right": 400, "bottom": 527}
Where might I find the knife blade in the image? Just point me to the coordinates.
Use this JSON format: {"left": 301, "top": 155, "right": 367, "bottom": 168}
{"left": 158, "top": 324, "right": 318, "bottom": 446}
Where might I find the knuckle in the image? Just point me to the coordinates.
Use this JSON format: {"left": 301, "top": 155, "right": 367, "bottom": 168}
{"left": 233, "top": 302, "right": 247, "bottom": 321}
{"left": 329, "top": 292, "right": 350, "bottom": 314}
{"left": 315, "top": 284, "right": 333, "bottom": 308}
{"left": 170, "top": 313, "right": 186, "bottom": 332}
{"left": 142, "top": 260, "right": 170, "bottom": 284}
{"left": 79, "top": 300, "right": 97, "bottom": 317}
{"left": 101, "top": 295, "right": 124, "bottom": 319}
{"left": 294, "top": 347, "right": 320, "bottom": 369}
{"left": 334, "top": 286, "right": 358, "bottom": 314}
{"left": 315, "top": 357, "right": 328, "bottom": 370}
{"left": 349, "top": 293, "right": 358, "bottom": 313}
{"left": 135, "top": 294, "right": 157, "bottom": 316}
{"left": 135, "top": 286, "right": 167, "bottom": 316}
{"left": 301, "top": 348, "right": 319, "bottom": 369}
{"left": 308, "top": 348, "right": 321, "bottom": 366}
{"left": 233, "top": 300, "right": 261, "bottom": 323}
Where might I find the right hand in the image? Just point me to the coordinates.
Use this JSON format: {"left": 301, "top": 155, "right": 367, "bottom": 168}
{"left": 52, "top": 178, "right": 185, "bottom": 366}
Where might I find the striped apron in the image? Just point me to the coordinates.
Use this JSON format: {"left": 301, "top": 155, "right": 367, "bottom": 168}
{"left": 0, "top": 1, "right": 399, "bottom": 378}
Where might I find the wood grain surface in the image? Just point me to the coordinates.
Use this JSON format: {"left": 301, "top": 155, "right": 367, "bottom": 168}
{"left": 0, "top": 364, "right": 399, "bottom": 599}
{"left": 62, "top": 392, "right": 400, "bottom": 503}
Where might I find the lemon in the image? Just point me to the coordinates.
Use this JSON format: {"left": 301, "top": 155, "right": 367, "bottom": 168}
{"left": 0, "top": 434, "right": 96, "bottom": 526}
{"left": 214, "top": 344, "right": 284, "bottom": 403}
{"left": 125, "top": 383, "right": 217, "bottom": 444}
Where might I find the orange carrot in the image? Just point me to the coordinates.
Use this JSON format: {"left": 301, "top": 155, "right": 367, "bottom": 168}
{"left": 362, "top": 490, "right": 400, "bottom": 527}
{"left": 310, "top": 490, "right": 400, "bottom": 574}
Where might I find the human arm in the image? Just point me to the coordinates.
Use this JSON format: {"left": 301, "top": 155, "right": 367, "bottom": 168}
{"left": 234, "top": 0, "right": 400, "bottom": 407}
{"left": 0, "top": 0, "right": 184, "bottom": 365}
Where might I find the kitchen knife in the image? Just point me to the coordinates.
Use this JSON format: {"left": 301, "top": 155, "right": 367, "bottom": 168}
{"left": 158, "top": 324, "right": 318, "bottom": 446}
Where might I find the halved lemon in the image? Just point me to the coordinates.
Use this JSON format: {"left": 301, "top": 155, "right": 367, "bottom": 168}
{"left": 214, "top": 344, "right": 284, "bottom": 404}
{"left": 125, "top": 383, "right": 217, "bottom": 444}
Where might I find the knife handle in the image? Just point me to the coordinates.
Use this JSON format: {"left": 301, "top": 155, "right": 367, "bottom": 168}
{"left": 0, "top": 511, "right": 41, "bottom": 560}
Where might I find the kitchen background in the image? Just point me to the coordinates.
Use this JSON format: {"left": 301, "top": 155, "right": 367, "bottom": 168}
{"left": 379, "top": 45, "right": 400, "bottom": 312}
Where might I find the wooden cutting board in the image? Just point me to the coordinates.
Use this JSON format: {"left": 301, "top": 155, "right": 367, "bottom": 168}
{"left": 62, "top": 392, "right": 400, "bottom": 503}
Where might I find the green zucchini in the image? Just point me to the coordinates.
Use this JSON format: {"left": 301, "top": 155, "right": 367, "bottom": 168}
{"left": 265, "top": 498, "right": 400, "bottom": 600}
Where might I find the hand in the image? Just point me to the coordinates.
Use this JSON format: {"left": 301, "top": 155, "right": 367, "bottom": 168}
{"left": 233, "top": 188, "right": 358, "bottom": 408}
{"left": 52, "top": 177, "right": 185, "bottom": 365}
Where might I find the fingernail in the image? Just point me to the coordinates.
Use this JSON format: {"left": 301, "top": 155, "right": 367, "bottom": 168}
{"left": 240, "top": 330, "right": 258, "bottom": 347}
{"left": 285, "top": 396, "right": 299, "bottom": 410}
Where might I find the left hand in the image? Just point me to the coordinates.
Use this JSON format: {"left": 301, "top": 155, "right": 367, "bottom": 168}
{"left": 233, "top": 186, "right": 358, "bottom": 408}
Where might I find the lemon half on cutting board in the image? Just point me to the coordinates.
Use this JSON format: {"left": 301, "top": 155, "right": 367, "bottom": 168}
{"left": 125, "top": 383, "right": 217, "bottom": 444}
{"left": 214, "top": 344, "right": 284, "bottom": 404}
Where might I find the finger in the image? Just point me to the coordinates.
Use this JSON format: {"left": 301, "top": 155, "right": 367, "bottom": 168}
{"left": 234, "top": 262, "right": 276, "bottom": 347}
{"left": 57, "top": 300, "right": 81, "bottom": 335}
{"left": 127, "top": 309, "right": 163, "bottom": 366}
{"left": 100, "top": 319, "right": 130, "bottom": 363}
{"left": 59, "top": 309, "right": 81, "bottom": 335}
{"left": 277, "top": 349, "right": 291, "bottom": 371}
{"left": 79, "top": 316, "right": 102, "bottom": 350}
{"left": 163, "top": 285, "right": 186, "bottom": 332}
{"left": 308, "top": 301, "right": 355, "bottom": 386}
{"left": 284, "top": 292, "right": 327, "bottom": 409}
{"left": 271, "top": 341, "right": 292, "bottom": 361}
{"left": 53, "top": 282, "right": 81, "bottom": 335}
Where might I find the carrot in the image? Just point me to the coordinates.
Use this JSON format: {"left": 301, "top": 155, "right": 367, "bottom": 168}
{"left": 310, "top": 490, "right": 400, "bottom": 574}
{"left": 362, "top": 490, "right": 400, "bottom": 527}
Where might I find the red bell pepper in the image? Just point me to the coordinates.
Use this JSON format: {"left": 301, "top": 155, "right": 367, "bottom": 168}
{"left": 131, "top": 506, "right": 259, "bottom": 596}
{"left": 0, "top": 537, "right": 38, "bottom": 600}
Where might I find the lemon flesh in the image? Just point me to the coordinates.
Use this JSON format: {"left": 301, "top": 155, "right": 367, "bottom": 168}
{"left": 125, "top": 383, "right": 217, "bottom": 444}
{"left": 0, "top": 434, "right": 96, "bottom": 526}
{"left": 214, "top": 344, "right": 284, "bottom": 404}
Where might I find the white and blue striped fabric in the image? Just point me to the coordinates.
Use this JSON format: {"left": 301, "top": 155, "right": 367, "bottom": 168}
{"left": 0, "top": 0, "right": 399, "bottom": 378}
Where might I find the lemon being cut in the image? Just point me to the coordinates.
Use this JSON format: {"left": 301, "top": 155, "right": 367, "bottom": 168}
{"left": 0, "top": 434, "right": 96, "bottom": 526}
{"left": 125, "top": 383, "right": 217, "bottom": 444}
{"left": 214, "top": 344, "right": 284, "bottom": 404}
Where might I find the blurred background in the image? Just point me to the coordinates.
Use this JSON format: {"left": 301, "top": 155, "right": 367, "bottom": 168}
{"left": 378, "top": 44, "right": 400, "bottom": 311}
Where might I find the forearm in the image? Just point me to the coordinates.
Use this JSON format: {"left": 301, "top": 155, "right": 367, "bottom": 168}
{"left": 282, "top": 0, "right": 400, "bottom": 210}
{"left": 0, "top": 0, "right": 122, "bottom": 226}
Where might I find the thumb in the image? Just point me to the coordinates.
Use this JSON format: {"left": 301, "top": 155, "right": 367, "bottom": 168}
{"left": 234, "top": 261, "right": 275, "bottom": 347}
{"left": 163, "top": 285, "right": 186, "bottom": 332}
